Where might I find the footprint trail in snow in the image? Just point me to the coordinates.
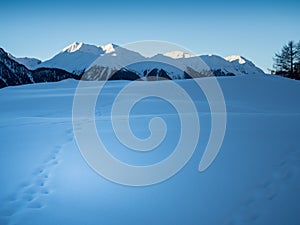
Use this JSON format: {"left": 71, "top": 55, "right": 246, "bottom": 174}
{"left": 0, "top": 127, "right": 74, "bottom": 225}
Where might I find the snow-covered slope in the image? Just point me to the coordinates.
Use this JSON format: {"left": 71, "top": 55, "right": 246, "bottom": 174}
{"left": 128, "top": 54, "right": 188, "bottom": 80}
{"left": 37, "top": 42, "right": 106, "bottom": 74}
{"left": 163, "top": 50, "right": 196, "bottom": 59}
{"left": 226, "top": 55, "right": 246, "bottom": 64}
{"left": 163, "top": 51, "right": 264, "bottom": 76}
{"left": 84, "top": 45, "right": 146, "bottom": 80}
{"left": 89, "top": 44, "right": 145, "bottom": 69}
{"left": 0, "top": 75, "right": 299, "bottom": 225}
{"left": 225, "top": 55, "right": 265, "bottom": 75}
{"left": 8, "top": 54, "right": 41, "bottom": 70}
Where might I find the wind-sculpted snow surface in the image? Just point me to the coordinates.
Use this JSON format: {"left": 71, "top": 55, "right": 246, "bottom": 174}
{"left": 0, "top": 75, "right": 299, "bottom": 225}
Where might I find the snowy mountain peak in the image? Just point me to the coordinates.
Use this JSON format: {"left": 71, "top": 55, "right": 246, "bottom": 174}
{"left": 163, "top": 51, "right": 196, "bottom": 59}
{"left": 62, "top": 42, "right": 83, "bottom": 53}
{"left": 61, "top": 42, "right": 103, "bottom": 55}
{"left": 225, "top": 55, "right": 246, "bottom": 64}
{"left": 100, "top": 43, "right": 119, "bottom": 53}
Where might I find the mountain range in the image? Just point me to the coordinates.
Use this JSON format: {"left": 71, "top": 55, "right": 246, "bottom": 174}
{"left": 0, "top": 48, "right": 78, "bottom": 88}
{"left": 0, "top": 42, "right": 264, "bottom": 88}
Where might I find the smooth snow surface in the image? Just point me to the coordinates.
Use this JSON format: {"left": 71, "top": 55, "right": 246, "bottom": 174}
{"left": 0, "top": 75, "right": 299, "bottom": 225}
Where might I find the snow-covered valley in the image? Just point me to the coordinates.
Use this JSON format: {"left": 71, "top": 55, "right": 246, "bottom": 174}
{"left": 0, "top": 75, "right": 299, "bottom": 225}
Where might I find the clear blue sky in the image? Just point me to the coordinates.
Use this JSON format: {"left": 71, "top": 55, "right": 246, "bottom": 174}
{"left": 1, "top": 0, "right": 300, "bottom": 72}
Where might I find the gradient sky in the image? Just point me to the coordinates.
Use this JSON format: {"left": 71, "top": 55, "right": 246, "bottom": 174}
{"left": 1, "top": 0, "right": 300, "bottom": 72}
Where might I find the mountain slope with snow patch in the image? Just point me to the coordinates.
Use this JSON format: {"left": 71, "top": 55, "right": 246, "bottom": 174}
{"left": 37, "top": 42, "right": 105, "bottom": 74}
{"left": 8, "top": 54, "right": 41, "bottom": 70}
